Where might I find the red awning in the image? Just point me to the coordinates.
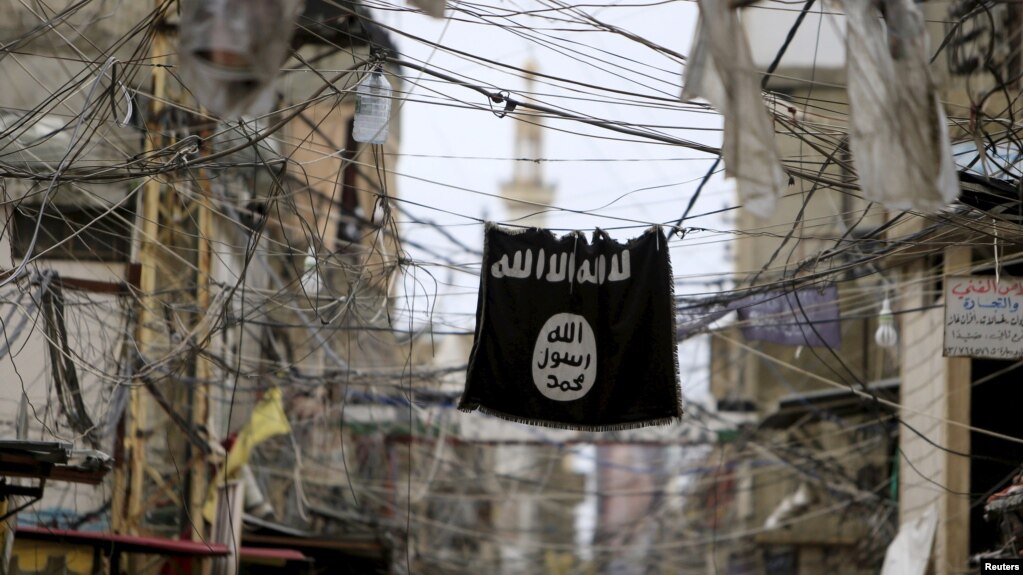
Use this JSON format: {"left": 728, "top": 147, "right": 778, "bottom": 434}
{"left": 239, "top": 547, "right": 307, "bottom": 561}
{"left": 16, "top": 526, "right": 230, "bottom": 556}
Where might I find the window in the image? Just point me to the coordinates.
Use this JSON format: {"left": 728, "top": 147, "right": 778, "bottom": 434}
{"left": 337, "top": 116, "right": 365, "bottom": 245}
{"left": 10, "top": 201, "right": 135, "bottom": 262}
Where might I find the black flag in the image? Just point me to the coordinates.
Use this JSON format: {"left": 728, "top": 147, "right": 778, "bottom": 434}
{"left": 459, "top": 224, "right": 682, "bottom": 430}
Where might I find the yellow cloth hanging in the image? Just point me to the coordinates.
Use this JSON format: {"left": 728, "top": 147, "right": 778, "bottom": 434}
{"left": 202, "top": 387, "right": 291, "bottom": 522}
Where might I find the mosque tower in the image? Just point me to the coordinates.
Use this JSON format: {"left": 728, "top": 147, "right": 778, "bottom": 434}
{"left": 500, "top": 60, "right": 556, "bottom": 227}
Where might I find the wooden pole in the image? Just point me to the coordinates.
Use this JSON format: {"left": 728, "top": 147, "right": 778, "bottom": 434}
{"left": 191, "top": 158, "right": 214, "bottom": 575}
{"left": 112, "top": 16, "right": 166, "bottom": 575}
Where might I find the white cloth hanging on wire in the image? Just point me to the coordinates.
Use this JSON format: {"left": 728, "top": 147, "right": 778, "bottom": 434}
{"left": 682, "top": 0, "right": 787, "bottom": 218}
{"left": 408, "top": 0, "right": 446, "bottom": 17}
{"left": 842, "top": 0, "right": 959, "bottom": 212}
{"left": 880, "top": 504, "right": 938, "bottom": 575}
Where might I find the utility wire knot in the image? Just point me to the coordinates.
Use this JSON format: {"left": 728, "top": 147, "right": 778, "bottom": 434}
{"left": 489, "top": 90, "right": 517, "bottom": 118}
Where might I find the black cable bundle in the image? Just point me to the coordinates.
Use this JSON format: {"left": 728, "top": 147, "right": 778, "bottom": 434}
{"left": 40, "top": 271, "right": 99, "bottom": 447}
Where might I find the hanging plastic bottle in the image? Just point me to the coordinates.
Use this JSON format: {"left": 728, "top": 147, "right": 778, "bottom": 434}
{"left": 353, "top": 70, "right": 392, "bottom": 145}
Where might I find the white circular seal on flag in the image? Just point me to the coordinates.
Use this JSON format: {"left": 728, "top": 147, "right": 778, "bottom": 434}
{"left": 532, "top": 313, "right": 597, "bottom": 401}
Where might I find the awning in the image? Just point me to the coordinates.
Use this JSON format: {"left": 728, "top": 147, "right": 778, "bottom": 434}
{"left": 240, "top": 546, "right": 310, "bottom": 567}
{"left": 242, "top": 513, "right": 389, "bottom": 570}
{"left": 0, "top": 442, "right": 113, "bottom": 521}
{"left": 243, "top": 512, "right": 383, "bottom": 555}
{"left": 0, "top": 440, "right": 111, "bottom": 486}
{"left": 16, "top": 526, "right": 229, "bottom": 556}
{"left": 760, "top": 378, "right": 899, "bottom": 429}
{"left": 240, "top": 547, "right": 306, "bottom": 561}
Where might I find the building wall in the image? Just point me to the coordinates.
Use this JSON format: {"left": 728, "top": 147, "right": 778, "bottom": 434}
{"left": 898, "top": 249, "right": 972, "bottom": 575}
{"left": 0, "top": 260, "right": 127, "bottom": 529}
{"left": 899, "top": 299, "right": 947, "bottom": 533}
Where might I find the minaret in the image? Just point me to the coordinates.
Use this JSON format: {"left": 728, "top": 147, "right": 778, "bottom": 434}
{"left": 500, "top": 60, "right": 556, "bottom": 228}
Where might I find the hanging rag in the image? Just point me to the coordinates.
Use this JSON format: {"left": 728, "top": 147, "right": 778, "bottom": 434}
{"left": 842, "top": 0, "right": 959, "bottom": 211}
{"left": 682, "top": 0, "right": 787, "bottom": 218}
